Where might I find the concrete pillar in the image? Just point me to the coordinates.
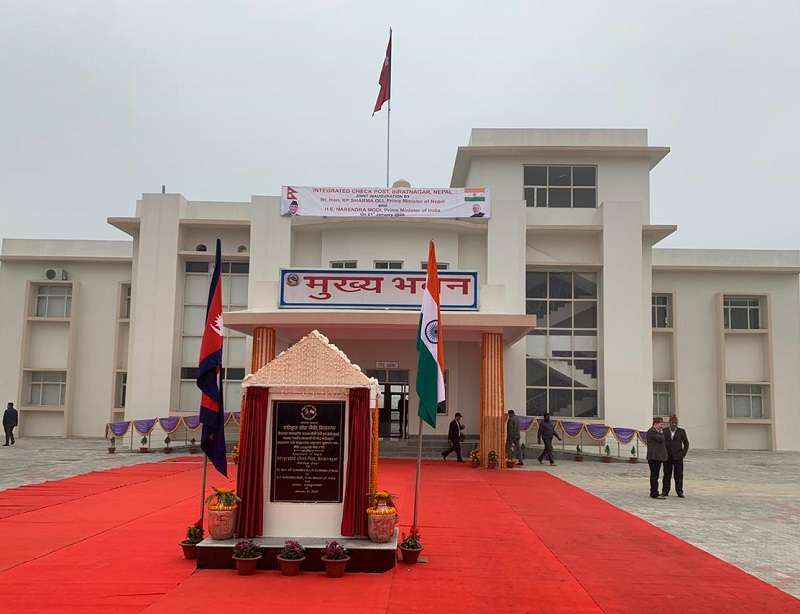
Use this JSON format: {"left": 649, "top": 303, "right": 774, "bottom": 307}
{"left": 480, "top": 332, "right": 506, "bottom": 468}
{"left": 250, "top": 327, "right": 276, "bottom": 372}
{"left": 601, "top": 202, "right": 652, "bottom": 428}
{"left": 248, "top": 196, "right": 291, "bottom": 310}
{"left": 125, "top": 194, "right": 183, "bottom": 420}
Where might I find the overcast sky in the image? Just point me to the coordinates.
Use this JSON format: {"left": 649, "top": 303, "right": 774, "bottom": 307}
{"left": 1, "top": 1, "right": 798, "bottom": 248}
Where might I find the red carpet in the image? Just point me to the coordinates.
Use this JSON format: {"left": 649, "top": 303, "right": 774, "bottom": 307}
{"left": 0, "top": 459, "right": 797, "bottom": 613}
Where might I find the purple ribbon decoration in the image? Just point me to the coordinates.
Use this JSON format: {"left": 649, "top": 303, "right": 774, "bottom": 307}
{"left": 585, "top": 424, "right": 610, "bottom": 440}
{"left": 183, "top": 415, "right": 200, "bottom": 430}
{"left": 108, "top": 421, "right": 131, "bottom": 437}
{"left": 518, "top": 416, "right": 536, "bottom": 431}
{"left": 158, "top": 416, "right": 181, "bottom": 433}
{"left": 232, "top": 412, "right": 241, "bottom": 425}
{"left": 560, "top": 421, "right": 584, "bottom": 437}
{"left": 133, "top": 418, "right": 157, "bottom": 435}
{"left": 638, "top": 430, "right": 649, "bottom": 444}
{"left": 612, "top": 427, "right": 636, "bottom": 444}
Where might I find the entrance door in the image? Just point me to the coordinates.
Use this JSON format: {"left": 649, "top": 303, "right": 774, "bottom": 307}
{"left": 366, "top": 370, "right": 409, "bottom": 439}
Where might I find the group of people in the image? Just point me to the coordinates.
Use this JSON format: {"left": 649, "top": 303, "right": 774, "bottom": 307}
{"left": 3, "top": 402, "right": 18, "bottom": 446}
{"left": 441, "top": 409, "right": 690, "bottom": 499}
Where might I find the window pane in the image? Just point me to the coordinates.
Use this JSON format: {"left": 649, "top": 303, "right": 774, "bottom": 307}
{"left": 524, "top": 187, "right": 535, "bottom": 207}
{"left": 548, "top": 188, "right": 570, "bottom": 207}
{"left": 186, "top": 262, "right": 209, "bottom": 273}
{"left": 733, "top": 395, "right": 750, "bottom": 418}
{"left": 526, "top": 359, "right": 547, "bottom": 386}
{"left": 229, "top": 275, "right": 248, "bottom": 306}
{"left": 574, "top": 390, "right": 598, "bottom": 417}
{"left": 548, "top": 166, "right": 571, "bottom": 186}
{"left": 41, "top": 383, "right": 63, "bottom": 405}
{"left": 549, "top": 301, "right": 572, "bottom": 328}
{"left": 46, "top": 297, "right": 66, "bottom": 317}
{"left": 573, "top": 273, "right": 597, "bottom": 298}
{"left": 729, "top": 309, "right": 749, "bottom": 329}
{"left": 226, "top": 337, "right": 247, "bottom": 367}
{"left": 572, "top": 188, "right": 596, "bottom": 208}
{"left": 573, "top": 360, "right": 597, "bottom": 388}
{"left": 751, "top": 394, "right": 763, "bottom": 418}
{"left": 536, "top": 188, "right": 547, "bottom": 207}
{"left": 749, "top": 308, "right": 760, "bottom": 329}
{"left": 548, "top": 331, "right": 571, "bottom": 356}
{"left": 548, "top": 360, "right": 572, "bottom": 387}
{"left": 549, "top": 272, "right": 572, "bottom": 298}
{"left": 181, "top": 337, "right": 201, "bottom": 365}
{"left": 183, "top": 306, "right": 207, "bottom": 336}
{"left": 226, "top": 367, "right": 246, "bottom": 380}
{"left": 180, "top": 367, "right": 199, "bottom": 380}
{"left": 572, "top": 166, "right": 596, "bottom": 186}
{"left": 549, "top": 389, "right": 572, "bottom": 415}
{"left": 523, "top": 166, "right": 547, "bottom": 185}
{"left": 525, "top": 300, "right": 548, "bottom": 327}
{"left": 526, "top": 272, "right": 547, "bottom": 298}
{"left": 185, "top": 275, "right": 209, "bottom": 305}
{"left": 526, "top": 388, "right": 547, "bottom": 415}
{"left": 229, "top": 262, "right": 249, "bottom": 274}
{"left": 573, "top": 302, "right": 597, "bottom": 328}
{"left": 35, "top": 297, "right": 47, "bottom": 317}
{"left": 526, "top": 334, "right": 547, "bottom": 358}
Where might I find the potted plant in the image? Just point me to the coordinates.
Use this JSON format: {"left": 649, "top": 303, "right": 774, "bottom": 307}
{"left": 505, "top": 450, "right": 516, "bottom": 468}
{"left": 276, "top": 540, "right": 306, "bottom": 576}
{"left": 574, "top": 445, "right": 583, "bottom": 462}
{"left": 163, "top": 435, "right": 173, "bottom": 454}
{"left": 469, "top": 448, "right": 481, "bottom": 468}
{"left": 180, "top": 522, "right": 203, "bottom": 560}
{"left": 107, "top": 436, "right": 116, "bottom": 454}
{"left": 189, "top": 437, "right": 199, "bottom": 454}
{"left": 232, "top": 539, "right": 262, "bottom": 575}
{"left": 139, "top": 435, "right": 149, "bottom": 453}
{"left": 320, "top": 540, "right": 350, "bottom": 578}
{"left": 487, "top": 450, "right": 498, "bottom": 469}
{"left": 367, "top": 490, "right": 397, "bottom": 543}
{"left": 206, "top": 487, "right": 241, "bottom": 540}
{"left": 398, "top": 528, "right": 423, "bottom": 564}
{"left": 602, "top": 444, "right": 612, "bottom": 463}
{"left": 628, "top": 446, "right": 638, "bottom": 464}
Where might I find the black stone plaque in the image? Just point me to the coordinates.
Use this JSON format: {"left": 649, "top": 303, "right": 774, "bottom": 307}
{"left": 269, "top": 401, "right": 345, "bottom": 503}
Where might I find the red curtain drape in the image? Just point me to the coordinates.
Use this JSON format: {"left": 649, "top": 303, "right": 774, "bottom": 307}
{"left": 235, "top": 386, "right": 269, "bottom": 538}
{"left": 341, "top": 387, "right": 372, "bottom": 537}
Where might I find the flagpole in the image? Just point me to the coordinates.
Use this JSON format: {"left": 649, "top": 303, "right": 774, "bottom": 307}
{"left": 412, "top": 417, "right": 423, "bottom": 530}
{"left": 199, "top": 456, "right": 208, "bottom": 526}
{"left": 386, "top": 99, "right": 391, "bottom": 188}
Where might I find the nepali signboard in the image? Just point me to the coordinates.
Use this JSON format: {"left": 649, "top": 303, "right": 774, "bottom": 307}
{"left": 279, "top": 269, "right": 479, "bottom": 310}
{"left": 280, "top": 185, "right": 491, "bottom": 219}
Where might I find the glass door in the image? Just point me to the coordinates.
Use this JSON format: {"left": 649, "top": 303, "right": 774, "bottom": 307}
{"left": 367, "top": 369, "right": 409, "bottom": 439}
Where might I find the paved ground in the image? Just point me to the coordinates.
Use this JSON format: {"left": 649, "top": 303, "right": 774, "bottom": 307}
{"left": 2, "top": 438, "right": 799, "bottom": 599}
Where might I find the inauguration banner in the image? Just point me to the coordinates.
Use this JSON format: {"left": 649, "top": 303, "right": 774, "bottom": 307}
{"left": 281, "top": 185, "right": 491, "bottom": 219}
{"left": 280, "top": 269, "right": 478, "bottom": 310}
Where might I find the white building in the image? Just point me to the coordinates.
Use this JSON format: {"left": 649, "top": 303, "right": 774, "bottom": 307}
{"left": 1, "top": 128, "right": 799, "bottom": 451}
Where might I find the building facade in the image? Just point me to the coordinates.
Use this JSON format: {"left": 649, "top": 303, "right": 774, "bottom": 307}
{"left": 1, "top": 128, "right": 799, "bottom": 450}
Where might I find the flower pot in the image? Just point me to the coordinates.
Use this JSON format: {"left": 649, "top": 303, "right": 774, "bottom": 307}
{"left": 399, "top": 546, "right": 423, "bottom": 564}
{"left": 139, "top": 447, "right": 149, "bottom": 453}
{"left": 471, "top": 459, "right": 480, "bottom": 468}
{"left": 367, "top": 504, "right": 397, "bottom": 543}
{"left": 321, "top": 556, "right": 350, "bottom": 578}
{"left": 163, "top": 447, "right": 173, "bottom": 454}
{"left": 180, "top": 540, "right": 198, "bottom": 560}
{"left": 207, "top": 506, "right": 237, "bottom": 540}
{"left": 574, "top": 455, "right": 584, "bottom": 462}
{"left": 506, "top": 460, "right": 515, "bottom": 468}
{"left": 487, "top": 460, "right": 497, "bottom": 469}
{"left": 276, "top": 555, "right": 305, "bottom": 576}
{"left": 233, "top": 555, "right": 261, "bottom": 576}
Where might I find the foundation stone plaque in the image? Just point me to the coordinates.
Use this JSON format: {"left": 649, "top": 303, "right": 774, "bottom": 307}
{"left": 270, "top": 401, "right": 345, "bottom": 503}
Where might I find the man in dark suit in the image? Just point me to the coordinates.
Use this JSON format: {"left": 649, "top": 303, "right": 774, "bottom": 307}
{"left": 662, "top": 414, "right": 689, "bottom": 498}
{"left": 537, "top": 413, "right": 561, "bottom": 466}
{"left": 646, "top": 417, "right": 668, "bottom": 499}
{"left": 441, "top": 412, "right": 465, "bottom": 462}
{"left": 3, "top": 402, "right": 19, "bottom": 446}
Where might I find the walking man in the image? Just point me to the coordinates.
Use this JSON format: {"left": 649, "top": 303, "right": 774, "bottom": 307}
{"left": 646, "top": 417, "right": 668, "bottom": 499}
{"left": 3, "top": 402, "right": 18, "bottom": 446}
{"left": 441, "top": 412, "right": 465, "bottom": 462}
{"left": 662, "top": 414, "right": 689, "bottom": 498}
{"left": 506, "top": 410, "right": 523, "bottom": 466}
{"left": 537, "top": 413, "right": 561, "bottom": 466}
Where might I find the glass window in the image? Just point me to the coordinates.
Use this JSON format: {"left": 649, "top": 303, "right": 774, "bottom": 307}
{"left": 121, "top": 284, "right": 132, "bottom": 319}
{"left": 726, "top": 384, "right": 766, "bottom": 418}
{"left": 28, "top": 371, "right": 66, "bottom": 406}
{"left": 330, "top": 261, "right": 357, "bottom": 269}
{"left": 652, "top": 294, "right": 672, "bottom": 328}
{"left": 523, "top": 165, "right": 597, "bottom": 208}
{"left": 653, "top": 382, "right": 673, "bottom": 417}
{"left": 526, "top": 272, "right": 548, "bottom": 298}
{"left": 35, "top": 285, "right": 72, "bottom": 318}
{"left": 723, "top": 296, "right": 763, "bottom": 330}
{"left": 115, "top": 372, "right": 127, "bottom": 408}
{"left": 185, "top": 261, "right": 209, "bottom": 273}
{"left": 375, "top": 261, "right": 403, "bottom": 270}
{"left": 421, "top": 262, "right": 449, "bottom": 270}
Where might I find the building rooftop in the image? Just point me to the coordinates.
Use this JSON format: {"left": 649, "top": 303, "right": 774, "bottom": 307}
{"left": 0, "top": 238, "right": 132, "bottom": 262}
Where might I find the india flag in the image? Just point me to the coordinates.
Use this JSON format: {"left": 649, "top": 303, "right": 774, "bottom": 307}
{"left": 416, "top": 241, "right": 445, "bottom": 428}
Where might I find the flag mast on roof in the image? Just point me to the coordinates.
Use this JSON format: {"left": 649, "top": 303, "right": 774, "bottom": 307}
{"left": 373, "top": 28, "right": 392, "bottom": 187}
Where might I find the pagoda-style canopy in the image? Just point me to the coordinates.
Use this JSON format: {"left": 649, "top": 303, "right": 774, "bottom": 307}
{"left": 243, "top": 329, "right": 380, "bottom": 396}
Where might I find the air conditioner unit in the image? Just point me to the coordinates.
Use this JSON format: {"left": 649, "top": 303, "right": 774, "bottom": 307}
{"left": 45, "top": 268, "right": 68, "bottom": 280}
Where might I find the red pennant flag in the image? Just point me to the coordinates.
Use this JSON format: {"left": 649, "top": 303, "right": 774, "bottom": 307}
{"left": 373, "top": 30, "right": 392, "bottom": 115}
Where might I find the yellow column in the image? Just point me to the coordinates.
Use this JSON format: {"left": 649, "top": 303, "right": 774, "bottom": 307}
{"left": 251, "top": 326, "right": 276, "bottom": 372}
{"left": 370, "top": 396, "right": 380, "bottom": 497}
{"left": 480, "top": 332, "right": 505, "bottom": 469}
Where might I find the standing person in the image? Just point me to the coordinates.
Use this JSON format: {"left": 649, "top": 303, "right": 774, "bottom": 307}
{"left": 537, "top": 413, "right": 561, "bottom": 466}
{"left": 662, "top": 414, "right": 689, "bottom": 498}
{"left": 506, "top": 410, "right": 523, "bottom": 466}
{"left": 3, "top": 402, "right": 18, "bottom": 446}
{"left": 646, "top": 417, "right": 668, "bottom": 499}
{"left": 441, "top": 412, "right": 465, "bottom": 462}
